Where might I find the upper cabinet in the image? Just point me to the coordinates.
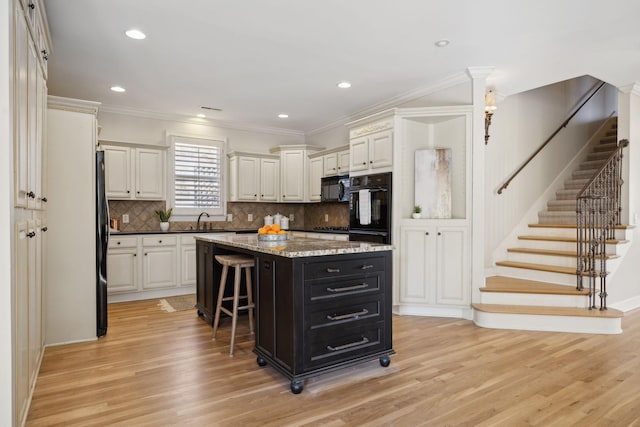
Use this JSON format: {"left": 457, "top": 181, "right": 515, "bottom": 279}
{"left": 228, "top": 152, "right": 280, "bottom": 202}
{"left": 270, "top": 145, "right": 323, "bottom": 202}
{"left": 348, "top": 117, "right": 393, "bottom": 176}
{"left": 101, "top": 143, "right": 166, "bottom": 200}
{"left": 14, "top": 2, "right": 49, "bottom": 210}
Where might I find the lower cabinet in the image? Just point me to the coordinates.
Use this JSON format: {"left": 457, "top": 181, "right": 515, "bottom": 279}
{"left": 399, "top": 222, "right": 469, "bottom": 311}
{"left": 107, "top": 233, "right": 201, "bottom": 300}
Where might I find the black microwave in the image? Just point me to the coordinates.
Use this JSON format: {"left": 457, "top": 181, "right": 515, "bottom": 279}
{"left": 321, "top": 175, "right": 349, "bottom": 202}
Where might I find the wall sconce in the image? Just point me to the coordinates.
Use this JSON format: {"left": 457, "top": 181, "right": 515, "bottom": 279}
{"left": 485, "top": 90, "right": 497, "bottom": 144}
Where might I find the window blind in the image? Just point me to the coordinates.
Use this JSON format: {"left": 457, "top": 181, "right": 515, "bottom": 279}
{"left": 174, "top": 142, "right": 222, "bottom": 208}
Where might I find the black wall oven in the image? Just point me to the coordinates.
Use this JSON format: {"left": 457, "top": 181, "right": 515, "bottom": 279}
{"left": 349, "top": 172, "right": 391, "bottom": 244}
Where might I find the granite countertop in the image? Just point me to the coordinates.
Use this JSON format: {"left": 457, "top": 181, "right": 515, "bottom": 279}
{"left": 194, "top": 234, "right": 393, "bottom": 258}
{"left": 109, "top": 228, "right": 348, "bottom": 236}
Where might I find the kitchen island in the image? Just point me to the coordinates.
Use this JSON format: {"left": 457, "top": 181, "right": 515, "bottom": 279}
{"left": 195, "top": 234, "right": 394, "bottom": 393}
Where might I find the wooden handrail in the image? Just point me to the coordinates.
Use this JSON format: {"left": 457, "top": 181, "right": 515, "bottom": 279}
{"left": 497, "top": 81, "right": 606, "bottom": 194}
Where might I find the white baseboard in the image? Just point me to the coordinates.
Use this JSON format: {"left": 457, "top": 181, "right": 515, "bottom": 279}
{"left": 610, "top": 295, "right": 640, "bottom": 313}
{"left": 473, "top": 310, "right": 622, "bottom": 334}
{"left": 108, "top": 286, "right": 196, "bottom": 303}
{"left": 393, "top": 304, "right": 472, "bottom": 320}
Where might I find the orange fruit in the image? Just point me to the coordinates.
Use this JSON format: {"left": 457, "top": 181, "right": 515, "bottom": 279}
{"left": 277, "top": 230, "right": 286, "bottom": 235}
{"left": 258, "top": 227, "right": 267, "bottom": 234}
{"left": 267, "top": 230, "right": 276, "bottom": 234}
{"left": 271, "top": 224, "right": 281, "bottom": 232}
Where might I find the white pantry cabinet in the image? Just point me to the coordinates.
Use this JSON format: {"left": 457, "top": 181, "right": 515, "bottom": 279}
{"left": 101, "top": 143, "right": 166, "bottom": 200}
{"left": 399, "top": 221, "right": 469, "bottom": 313}
{"left": 228, "top": 152, "right": 280, "bottom": 202}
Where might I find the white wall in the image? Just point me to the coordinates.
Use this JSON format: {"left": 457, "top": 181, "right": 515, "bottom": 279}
{"left": 484, "top": 76, "right": 617, "bottom": 266}
{"left": 98, "top": 111, "right": 305, "bottom": 153}
{"left": 1, "top": 0, "right": 14, "bottom": 423}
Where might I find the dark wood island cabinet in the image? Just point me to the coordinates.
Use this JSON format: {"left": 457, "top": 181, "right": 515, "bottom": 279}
{"left": 195, "top": 234, "right": 394, "bottom": 393}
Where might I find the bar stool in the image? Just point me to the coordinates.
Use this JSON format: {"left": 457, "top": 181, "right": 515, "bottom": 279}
{"left": 211, "top": 254, "right": 255, "bottom": 357}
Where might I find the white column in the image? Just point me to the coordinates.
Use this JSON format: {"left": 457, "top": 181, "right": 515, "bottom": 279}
{"left": 617, "top": 84, "right": 640, "bottom": 224}
{"left": 466, "top": 67, "right": 494, "bottom": 310}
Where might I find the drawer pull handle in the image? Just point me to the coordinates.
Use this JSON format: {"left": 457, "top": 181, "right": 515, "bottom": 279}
{"left": 327, "top": 309, "right": 368, "bottom": 321}
{"left": 360, "top": 264, "right": 374, "bottom": 270}
{"left": 326, "top": 268, "right": 341, "bottom": 273}
{"left": 327, "top": 337, "right": 369, "bottom": 352}
{"left": 326, "top": 283, "right": 368, "bottom": 293}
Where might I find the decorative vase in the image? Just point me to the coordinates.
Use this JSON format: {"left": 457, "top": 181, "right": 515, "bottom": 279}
{"left": 411, "top": 213, "right": 421, "bottom": 219}
{"left": 160, "top": 222, "right": 169, "bottom": 232}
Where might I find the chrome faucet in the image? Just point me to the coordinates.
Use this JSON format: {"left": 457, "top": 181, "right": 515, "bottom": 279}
{"left": 197, "top": 212, "right": 210, "bottom": 231}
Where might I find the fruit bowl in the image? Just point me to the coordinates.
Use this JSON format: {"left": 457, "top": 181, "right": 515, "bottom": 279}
{"left": 257, "top": 233, "right": 289, "bottom": 241}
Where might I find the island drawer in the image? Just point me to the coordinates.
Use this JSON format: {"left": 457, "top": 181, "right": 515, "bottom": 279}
{"left": 305, "top": 321, "right": 386, "bottom": 370}
{"left": 305, "top": 275, "right": 382, "bottom": 303}
{"left": 306, "top": 295, "right": 382, "bottom": 330}
{"left": 302, "top": 256, "right": 386, "bottom": 280}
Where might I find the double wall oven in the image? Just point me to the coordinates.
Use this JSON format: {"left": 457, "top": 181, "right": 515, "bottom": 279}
{"left": 348, "top": 172, "right": 392, "bottom": 244}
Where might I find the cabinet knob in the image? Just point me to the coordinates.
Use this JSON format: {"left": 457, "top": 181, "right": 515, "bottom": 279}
{"left": 144, "top": 253, "right": 148, "bottom": 256}
{"left": 41, "top": 50, "right": 48, "bottom": 61}
{"left": 27, "top": 231, "right": 36, "bottom": 238}
{"left": 362, "top": 162, "right": 366, "bottom": 165}
{"left": 28, "top": 2, "right": 35, "bottom": 9}
{"left": 127, "top": 190, "right": 130, "bottom": 194}
{"left": 117, "top": 241, "right": 121, "bottom": 245}
{"left": 425, "top": 232, "right": 429, "bottom": 236}
{"left": 40, "top": 196, "right": 47, "bottom": 202}
{"left": 27, "top": 191, "right": 35, "bottom": 198}
{"left": 134, "top": 253, "right": 137, "bottom": 257}
{"left": 42, "top": 227, "right": 48, "bottom": 232}
{"left": 369, "top": 161, "right": 373, "bottom": 164}
{"left": 159, "top": 240, "right": 162, "bottom": 243}
{"left": 438, "top": 232, "right": 441, "bottom": 236}
{"left": 137, "top": 191, "right": 140, "bottom": 194}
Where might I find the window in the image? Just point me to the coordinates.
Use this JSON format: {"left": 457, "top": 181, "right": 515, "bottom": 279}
{"left": 167, "top": 134, "right": 227, "bottom": 220}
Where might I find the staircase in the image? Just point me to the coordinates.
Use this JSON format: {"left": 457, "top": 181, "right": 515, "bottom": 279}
{"left": 474, "top": 119, "right": 630, "bottom": 334}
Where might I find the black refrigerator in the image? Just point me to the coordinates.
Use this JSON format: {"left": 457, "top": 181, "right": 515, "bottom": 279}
{"left": 96, "top": 151, "right": 109, "bottom": 336}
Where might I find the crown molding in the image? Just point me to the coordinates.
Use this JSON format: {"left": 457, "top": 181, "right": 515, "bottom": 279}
{"left": 47, "top": 96, "right": 101, "bottom": 115}
{"left": 466, "top": 66, "right": 495, "bottom": 80}
{"left": 98, "top": 104, "right": 305, "bottom": 137}
{"left": 618, "top": 83, "right": 640, "bottom": 97}
{"left": 307, "top": 71, "right": 471, "bottom": 136}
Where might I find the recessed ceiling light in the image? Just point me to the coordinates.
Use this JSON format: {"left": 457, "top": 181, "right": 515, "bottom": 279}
{"left": 434, "top": 39, "right": 450, "bottom": 48}
{"left": 125, "top": 29, "right": 146, "bottom": 40}
{"left": 196, "top": 113, "right": 206, "bottom": 118}
{"left": 110, "top": 86, "right": 126, "bottom": 93}
{"left": 278, "top": 114, "right": 289, "bottom": 119}
{"left": 337, "top": 82, "right": 352, "bottom": 89}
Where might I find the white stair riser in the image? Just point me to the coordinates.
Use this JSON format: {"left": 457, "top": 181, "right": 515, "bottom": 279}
{"left": 495, "top": 266, "right": 576, "bottom": 285}
{"left": 517, "top": 239, "right": 623, "bottom": 255}
{"left": 473, "top": 311, "right": 622, "bottom": 334}
{"left": 480, "top": 292, "right": 588, "bottom": 307}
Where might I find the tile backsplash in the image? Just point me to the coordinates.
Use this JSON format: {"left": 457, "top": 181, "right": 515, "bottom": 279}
{"left": 108, "top": 200, "right": 349, "bottom": 232}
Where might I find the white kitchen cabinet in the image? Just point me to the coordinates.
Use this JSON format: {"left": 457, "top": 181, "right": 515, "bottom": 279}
{"left": 349, "top": 129, "right": 393, "bottom": 174}
{"left": 102, "top": 144, "right": 166, "bottom": 200}
{"left": 337, "top": 149, "right": 350, "bottom": 175}
{"left": 107, "top": 237, "right": 139, "bottom": 293}
{"left": 323, "top": 152, "right": 338, "bottom": 176}
{"left": 308, "top": 156, "right": 323, "bottom": 201}
{"left": 228, "top": 153, "right": 280, "bottom": 202}
{"left": 142, "top": 236, "right": 177, "bottom": 289}
{"left": 270, "top": 145, "right": 323, "bottom": 202}
{"left": 180, "top": 236, "right": 197, "bottom": 286}
{"left": 15, "top": 221, "right": 29, "bottom": 424}
{"left": 400, "top": 223, "right": 469, "bottom": 308}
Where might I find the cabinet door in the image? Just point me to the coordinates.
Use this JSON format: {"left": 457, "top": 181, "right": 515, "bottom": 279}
{"left": 323, "top": 152, "right": 338, "bottom": 176}
{"left": 14, "top": 7, "right": 29, "bottom": 208}
{"left": 237, "top": 156, "right": 259, "bottom": 201}
{"left": 104, "top": 146, "right": 132, "bottom": 198}
{"left": 107, "top": 249, "right": 139, "bottom": 293}
{"left": 435, "top": 227, "right": 469, "bottom": 305}
{"left": 399, "top": 226, "right": 435, "bottom": 304}
{"left": 37, "top": 64, "right": 47, "bottom": 209}
{"left": 135, "top": 148, "right": 165, "bottom": 199}
{"left": 260, "top": 157, "right": 280, "bottom": 201}
{"left": 228, "top": 156, "right": 238, "bottom": 201}
{"left": 337, "top": 150, "right": 350, "bottom": 175}
{"left": 281, "top": 150, "right": 305, "bottom": 201}
{"left": 143, "top": 247, "right": 177, "bottom": 289}
{"left": 28, "top": 38, "right": 40, "bottom": 210}
{"left": 181, "top": 244, "right": 197, "bottom": 286}
{"left": 349, "top": 136, "right": 369, "bottom": 172}
{"left": 369, "top": 130, "right": 393, "bottom": 169}
{"left": 15, "top": 221, "right": 29, "bottom": 423}
{"left": 308, "top": 157, "right": 323, "bottom": 201}
{"left": 29, "top": 220, "right": 43, "bottom": 385}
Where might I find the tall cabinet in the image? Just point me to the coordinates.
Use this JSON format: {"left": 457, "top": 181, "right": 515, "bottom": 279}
{"left": 11, "top": 0, "right": 51, "bottom": 425}
{"left": 392, "top": 107, "right": 473, "bottom": 318}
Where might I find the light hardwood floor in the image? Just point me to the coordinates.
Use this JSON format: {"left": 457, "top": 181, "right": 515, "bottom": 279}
{"left": 27, "top": 299, "right": 640, "bottom": 426}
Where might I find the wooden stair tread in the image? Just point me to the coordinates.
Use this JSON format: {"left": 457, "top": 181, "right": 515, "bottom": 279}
{"left": 495, "top": 260, "right": 603, "bottom": 275}
{"left": 507, "top": 247, "right": 618, "bottom": 259}
{"left": 518, "top": 235, "right": 628, "bottom": 244}
{"left": 472, "top": 303, "right": 623, "bottom": 318}
{"left": 482, "top": 276, "right": 588, "bottom": 295}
